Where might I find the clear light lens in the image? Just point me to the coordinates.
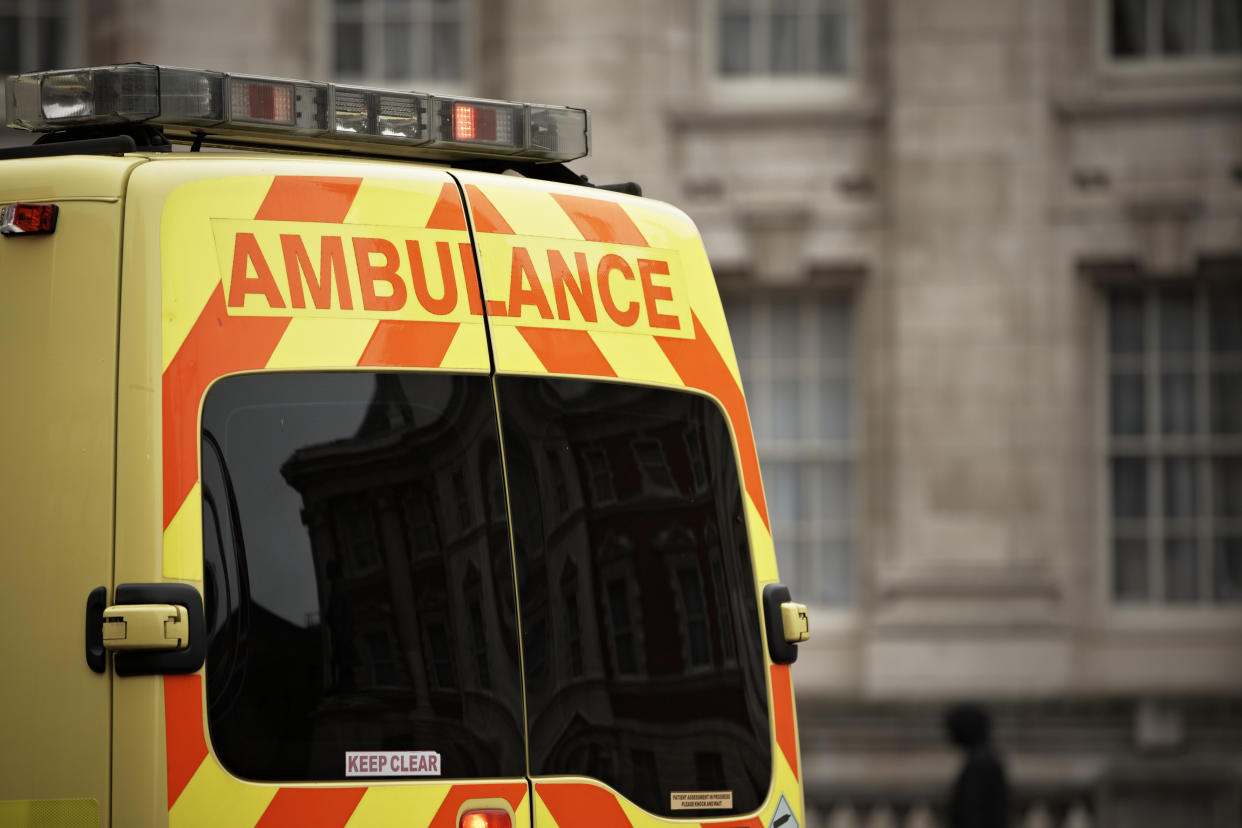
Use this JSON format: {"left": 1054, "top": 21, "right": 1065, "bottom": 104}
{"left": 524, "top": 105, "right": 589, "bottom": 161}
{"left": 376, "top": 92, "right": 427, "bottom": 141}
{"left": 35, "top": 65, "right": 159, "bottom": 126}
{"left": 156, "top": 68, "right": 224, "bottom": 124}
{"left": 333, "top": 88, "right": 368, "bottom": 134}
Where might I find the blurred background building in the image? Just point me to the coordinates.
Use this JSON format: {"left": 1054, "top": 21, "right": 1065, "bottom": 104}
{"left": 4, "top": 1, "right": 1241, "bottom": 825}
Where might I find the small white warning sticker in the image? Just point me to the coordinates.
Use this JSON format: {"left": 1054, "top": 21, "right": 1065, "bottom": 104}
{"left": 670, "top": 791, "right": 733, "bottom": 811}
{"left": 345, "top": 750, "right": 442, "bottom": 777}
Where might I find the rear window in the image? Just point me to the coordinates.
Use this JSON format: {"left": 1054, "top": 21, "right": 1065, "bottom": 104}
{"left": 201, "top": 372, "right": 769, "bottom": 808}
{"left": 498, "top": 377, "right": 770, "bottom": 817}
{"left": 201, "top": 372, "right": 525, "bottom": 781}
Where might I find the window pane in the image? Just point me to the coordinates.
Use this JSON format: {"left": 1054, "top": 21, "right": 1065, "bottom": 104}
{"left": 1114, "top": 538, "right": 1150, "bottom": 601}
{"left": 201, "top": 373, "right": 525, "bottom": 782}
{"left": 772, "top": 378, "right": 800, "bottom": 439}
{"left": 819, "top": 298, "right": 851, "bottom": 357}
{"left": 1109, "top": 290, "right": 1146, "bottom": 354}
{"left": 1160, "top": 372, "right": 1196, "bottom": 435}
{"left": 770, "top": 300, "right": 801, "bottom": 358}
{"left": 816, "top": 461, "right": 851, "bottom": 522}
{"left": 816, "top": 9, "right": 847, "bottom": 74}
{"left": 1211, "top": 371, "right": 1242, "bottom": 435}
{"left": 1210, "top": 287, "right": 1242, "bottom": 353}
{"left": 724, "top": 304, "right": 752, "bottom": 357}
{"left": 1110, "top": 372, "right": 1146, "bottom": 436}
{"left": 1161, "top": 0, "right": 1200, "bottom": 54}
{"left": 720, "top": 13, "right": 752, "bottom": 75}
{"left": 0, "top": 16, "right": 20, "bottom": 75}
{"left": 37, "top": 14, "right": 63, "bottom": 69}
{"left": 335, "top": 21, "right": 364, "bottom": 74}
{"left": 1112, "top": 457, "right": 1148, "bottom": 519}
{"left": 1213, "top": 0, "right": 1242, "bottom": 52}
{"left": 1164, "top": 458, "right": 1198, "bottom": 517}
{"left": 1158, "top": 289, "right": 1196, "bottom": 354}
{"left": 1214, "top": 538, "right": 1242, "bottom": 602}
{"left": 497, "top": 377, "right": 770, "bottom": 817}
{"left": 1112, "top": 0, "right": 1150, "bottom": 56}
{"left": 431, "top": 21, "right": 462, "bottom": 80}
{"left": 384, "top": 22, "right": 412, "bottom": 79}
{"left": 818, "top": 539, "right": 852, "bottom": 604}
{"left": 766, "top": 461, "right": 798, "bottom": 524}
{"left": 770, "top": 1, "right": 800, "bottom": 74}
{"left": 1164, "top": 538, "right": 1200, "bottom": 602}
{"left": 1214, "top": 458, "right": 1242, "bottom": 517}
{"left": 819, "top": 377, "right": 851, "bottom": 441}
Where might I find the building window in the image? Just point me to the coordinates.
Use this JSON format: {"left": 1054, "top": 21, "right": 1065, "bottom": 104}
{"left": 1110, "top": 0, "right": 1242, "bottom": 61}
{"left": 332, "top": 0, "right": 466, "bottom": 83}
{"left": 1107, "top": 283, "right": 1242, "bottom": 604}
{"left": 0, "top": 0, "right": 76, "bottom": 75}
{"left": 717, "top": 0, "right": 849, "bottom": 78}
{"left": 724, "top": 295, "right": 854, "bottom": 604}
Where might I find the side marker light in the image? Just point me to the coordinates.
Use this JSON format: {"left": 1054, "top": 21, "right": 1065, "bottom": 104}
{"left": 460, "top": 810, "right": 512, "bottom": 828}
{"left": 1, "top": 203, "right": 59, "bottom": 235}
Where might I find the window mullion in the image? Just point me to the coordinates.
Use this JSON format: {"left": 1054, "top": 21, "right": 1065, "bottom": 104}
{"left": 1147, "top": 286, "right": 1165, "bottom": 602}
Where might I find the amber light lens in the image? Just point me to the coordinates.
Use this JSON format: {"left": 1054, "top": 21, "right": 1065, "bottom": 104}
{"left": 460, "top": 810, "right": 511, "bottom": 828}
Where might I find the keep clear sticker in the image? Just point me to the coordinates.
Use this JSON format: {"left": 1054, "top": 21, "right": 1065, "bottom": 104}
{"left": 769, "top": 794, "right": 798, "bottom": 828}
{"left": 670, "top": 791, "right": 733, "bottom": 811}
{"left": 345, "top": 750, "right": 442, "bottom": 777}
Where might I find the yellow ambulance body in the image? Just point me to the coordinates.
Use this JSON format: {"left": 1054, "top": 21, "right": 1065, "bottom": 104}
{"left": 0, "top": 65, "right": 808, "bottom": 828}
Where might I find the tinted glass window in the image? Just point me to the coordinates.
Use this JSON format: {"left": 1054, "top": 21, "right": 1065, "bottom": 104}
{"left": 201, "top": 372, "right": 524, "bottom": 782}
{"left": 497, "top": 377, "right": 770, "bottom": 816}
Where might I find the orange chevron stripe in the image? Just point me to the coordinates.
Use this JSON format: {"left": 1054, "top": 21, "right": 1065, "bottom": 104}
{"left": 163, "top": 675, "right": 208, "bottom": 809}
{"left": 256, "top": 176, "right": 363, "bottom": 223}
{"left": 517, "top": 327, "right": 616, "bottom": 377}
{"left": 770, "top": 664, "right": 798, "bottom": 781}
{"left": 254, "top": 787, "right": 367, "bottom": 827}
{"left": 550, "top": 194, "right": 648, "bottom": 247}
{"left": 359, "top": 319, "right": 462, "bottom": 368}
{"left": 656, "top": 313, "right": 769, "bottom": 530}
{"left": 161, "top": 283, "right": 290, "bottom": 528}
{"left": 538, "top": 783, "right": 631, "bottom": 828}
{"left": 427, "top": 182, "right": 469, "bottom": 231}
{"left": 464, "top": 185, "right": 516, "bottom": 235}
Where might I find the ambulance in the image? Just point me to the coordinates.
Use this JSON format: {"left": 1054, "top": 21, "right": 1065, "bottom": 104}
{"left": 0, "top": 64, "right": 810, "bottom": 828}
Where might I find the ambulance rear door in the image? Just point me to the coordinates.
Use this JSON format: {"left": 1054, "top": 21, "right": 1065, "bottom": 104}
{"left": 457, "top": 172, "right": 804, "bottom": 828}
{"left": 112, "top": 156, "right": 531, "bottom": 828}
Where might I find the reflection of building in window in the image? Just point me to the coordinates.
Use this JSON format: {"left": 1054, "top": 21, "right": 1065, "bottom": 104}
{"left": 710, "top": 559, "right": 736, "bottom": 661}
{"left": 634, "top": 437, "right": 677, "bottom": 492}
{"left": 606, "top": 578, "right": 638, "bottom": 674}
{"left": 335, "top": 500, "right": 381, "bottom": 573}
{"left": 1107, "top": 285, "right": 1242, "bottom": 604}
{"left": 1110, "top": 0, "right": 1242, "bottom": 61}
{"left": 423, "top": 618, "right": 457, "bottom": 688}
{"left": 453, "top": 469, "right": 471, "bottom": 532}
{"left": 584, "top": 448, "right": 616, "bottom": 505}
{"left": 561, "top": 561, "right": 583, "bottom": 676}
{"left": 331, "top": 0, "right": 467, "bottom": 82}
{"left": 402, "top": 489, "right": 440, "bottom": 557}
{"left": 547, "top": 448, "right": 570, "bottom": 514}
{"left": 631, "top": 749, "right": 661, "bottom": 807}
{"left": 725, "top": 295, "right": 854, "bottom": 604}
{"left": 364, "top": 631, "right": 398, "bottom": 686}
{"left": 695, "top": 751, "right": 728, "bottom": 791}
{"left": 677, "top": 567, "right": 712, "bottom": 667}
{"left": 717, "top": 0, "right": 849, "bottom": 77}
{"left": 0, "top": 1, "right": 76, "bottom": 75}
{"left": 685, "top": 427, "right": 708, "bottom": 490}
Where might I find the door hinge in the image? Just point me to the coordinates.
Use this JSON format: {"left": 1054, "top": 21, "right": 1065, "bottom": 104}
{"left": 102, "top": 603, "right": 190, "bottom": 651}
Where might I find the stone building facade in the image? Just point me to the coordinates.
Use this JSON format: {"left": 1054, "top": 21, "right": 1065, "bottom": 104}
{"left": 3, "top": 0, "right": 1241, "bottom": 825}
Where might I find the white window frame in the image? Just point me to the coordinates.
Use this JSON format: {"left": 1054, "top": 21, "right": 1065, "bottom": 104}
{"left": 702, "top": 0, "right": 862, "bottom": 107}
{"left": 1097, "top": 0, "right": 1242, "bottom": 80}
{"left": 724, "top": 292, "right": 857, "bottom": 606}
{"left": 1095, "top": 279, "right": 1242, "bottom": 628}
{"left": 318, "top": 0, "right": 473, "bottom": 93}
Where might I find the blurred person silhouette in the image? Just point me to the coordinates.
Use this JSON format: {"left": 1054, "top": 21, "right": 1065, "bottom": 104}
{"left": 944, "top": 703, "right": 1008, "bottom": 828}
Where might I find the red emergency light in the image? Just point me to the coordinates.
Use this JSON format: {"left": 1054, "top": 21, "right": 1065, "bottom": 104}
{"left": 1, "top": 203, "right": 59, "bottom": 235}
{"left": 460, "top": 810, "right": 511, "bottom": 828}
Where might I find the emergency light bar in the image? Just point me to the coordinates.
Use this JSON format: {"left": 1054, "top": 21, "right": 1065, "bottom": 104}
{"left": 4, "top": 64, "right": 589, "bottom": 163}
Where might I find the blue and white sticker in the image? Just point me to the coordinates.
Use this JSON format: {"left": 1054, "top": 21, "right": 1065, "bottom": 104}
{"left": 769, "top": 794, "right": 798, "bottom": 828}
